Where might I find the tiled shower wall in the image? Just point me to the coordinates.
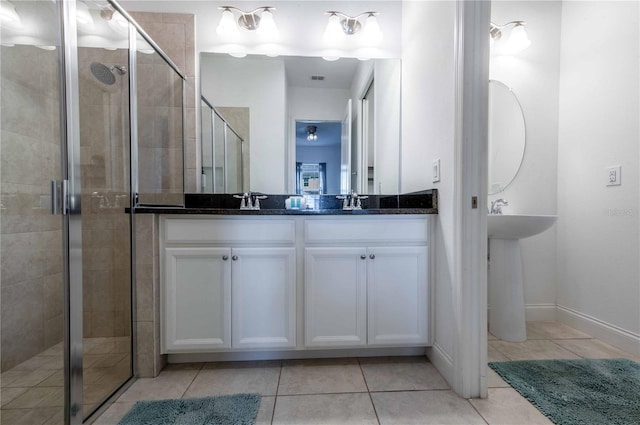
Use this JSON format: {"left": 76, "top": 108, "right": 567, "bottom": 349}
{"left": 0, "top": 46, "right": 63, "bottom": 371}
{"left": 130, "top": 11, "right": 197, "bottom": 196}
{"left": 129, "top": 11, "right": 196, "bottom": 377}
{"left": 78, "top": 47, "right": 132, "bottom": 339}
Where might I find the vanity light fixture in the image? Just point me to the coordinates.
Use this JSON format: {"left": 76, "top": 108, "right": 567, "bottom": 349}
{"left": 490, "top": 21, "right": 531, "bottom": 53}
{"left": 216, "top": 6, "right": 279, "bottom": 39}
{"left": 306, "top": 125, "right": 318, "bottom": 142}
{"left": 323, "top": 11, "right": 383, "bottom": 46}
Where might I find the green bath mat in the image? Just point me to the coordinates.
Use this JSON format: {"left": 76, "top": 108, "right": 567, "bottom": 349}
{"left": 117, "top": 393, "right": 261, "bottom": 425}
{"left": 489, "top": 358, "right": 640, "bottom": 425}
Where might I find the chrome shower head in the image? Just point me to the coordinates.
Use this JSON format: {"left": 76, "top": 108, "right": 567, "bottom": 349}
{"left": 90, "top": 62, "right": 127, "bottom": 85}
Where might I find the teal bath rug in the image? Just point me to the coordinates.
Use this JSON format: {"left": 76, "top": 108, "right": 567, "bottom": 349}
{"left": 489, "top": 358, "right": 640, "bottom": 425}
{"left": 117, "top": 393, "right": 261, "bottom": 425}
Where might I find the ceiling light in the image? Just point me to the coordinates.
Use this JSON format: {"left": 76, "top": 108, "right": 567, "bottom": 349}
{"left": 216, "top": 6, "right": 278, "bottom": 39}
{"left": 324, "top": 11, "right": 383, "bottom": 46}
{"left": 490, "top": 21, "right": 531, "bottom": 53}
{"left": 306, "top": 126, "right": 318, "bottom": 142}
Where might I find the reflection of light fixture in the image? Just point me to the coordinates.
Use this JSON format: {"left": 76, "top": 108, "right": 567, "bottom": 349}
{"left": 216, "top": 6, "right": 278, "bottom": 39}
{"left": 76, "top": 1, "right": 94, "bottom": 27}
{"left": 306, "top": 126, "right": 318, "bottom": 142}
{"left": 490, "top": 21, "right": 531, "bottom": 53}
{"left": 324, "top": 11, "right": 383, "bottom": 45}
{"left": 101, "top": 7, "right": 129, "bottom": 35}
{"left": 0, "top": 1, "right": 21, "bottom": 27}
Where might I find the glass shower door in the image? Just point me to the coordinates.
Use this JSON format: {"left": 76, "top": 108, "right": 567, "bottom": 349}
{"left": 0, "top": 1, "right": 66, "bottom": 423}
{"left": 76, "top": 7, "right": 133, "bottom": 420}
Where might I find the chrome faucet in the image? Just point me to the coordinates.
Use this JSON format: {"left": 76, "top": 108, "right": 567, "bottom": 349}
{"left": 490, "top": 199, "right": 509, "bottom": 215}
{"left": 233, "top": 192, "right": 267, "bottom": 210}
{"left": 336, "top": 192, "right": 368, "bottom": 210}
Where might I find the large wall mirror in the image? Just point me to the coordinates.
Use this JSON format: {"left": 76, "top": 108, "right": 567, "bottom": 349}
{"left": 200, "top": 53, "right": 401, "bottom": 195}
{"left": 488, "top": 80, "right": 526, "bottom": 195}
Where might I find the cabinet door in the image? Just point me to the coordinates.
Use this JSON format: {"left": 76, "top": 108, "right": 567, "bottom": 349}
{"left": 231, "top": 247, "right": 296, "bottom": 348}
{"left": 367, "top": 246, "right": 428, "bottom": 345}
{"left": 305, "top": 247, "right": 367, "bottom": 347}
{"left": 163, "top": 247, "right": 231, "bottom": 352}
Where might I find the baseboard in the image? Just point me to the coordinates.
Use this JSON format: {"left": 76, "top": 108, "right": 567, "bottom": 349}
{"left": 426, "top": 342, "right": 454, "bottom": 386}
{"left": 168, "top": 346, "right": 427, "bottom": 363}
{"left": 525, "top": 303, "right": 557, "bottom": 322}
{"left": 487, "top": 303, "right": 557, "bottom": 322}
{"left": 557, "top": 304, "right": 640, "bottom": 356}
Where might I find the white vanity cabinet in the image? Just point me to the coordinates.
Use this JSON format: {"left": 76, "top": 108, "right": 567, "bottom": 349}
{"left": 304, "top": 217, "right": 430, "bottom": 348}
{"left": 164, "top": 246, "right": 231, "bottom": 351}
{"left": 161, "top": 217, "right": 296, "bottom": 353}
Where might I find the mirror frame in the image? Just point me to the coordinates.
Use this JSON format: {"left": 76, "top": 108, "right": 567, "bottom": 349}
{"left": 488, "top": 79, "right": 527, "bottom": 195}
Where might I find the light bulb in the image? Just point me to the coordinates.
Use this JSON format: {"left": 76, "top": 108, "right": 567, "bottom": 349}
{"left": 76, "top": 1, "right": 94, "bottom": 27}
{"left": 507, "top": 24, "right": 530, "bottom": 52}
{"left": 257, "top": 9, "right": 278, "bottom": 40}
{"left": 323, "top": 13, "right": 344, "bottom": 45}
{"left": 361, "top": 14, "right": 383, "bottom": 46}
{"left": 217, "top": 9, "right": 239, "bottom": 38}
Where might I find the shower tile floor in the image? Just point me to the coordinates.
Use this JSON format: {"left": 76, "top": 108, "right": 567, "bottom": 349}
{"left": 88, "top": 322, "right": 639, "bottom": 425}
{"left": 1, "top": 337, "right": 131, "bottom": 425}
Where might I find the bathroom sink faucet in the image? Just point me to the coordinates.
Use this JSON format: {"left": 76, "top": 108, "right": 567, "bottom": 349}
{"left": 336, "top": 192, "right": 368, "bottom": 210}
{"left": 490, "top": 199, "right": 509, "bottom": 215}
{"left": 233, "top": 192, "right": 267, "bottom": 210}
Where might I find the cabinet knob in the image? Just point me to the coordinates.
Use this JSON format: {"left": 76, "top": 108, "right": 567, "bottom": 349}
{"left": 360, "top": 255, "right": 366, "bottom": 260}
{"left": 222, "top": 255, "right": 229, "bottom": 261}
{"left": 369, "top": 254, "right": 375, "bottom": 260}
{"left": 232, "top": 255, "right": 238, "bottom": 261}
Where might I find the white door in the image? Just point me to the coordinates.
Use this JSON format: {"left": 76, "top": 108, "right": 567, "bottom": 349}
{"left": 305, "top": 247, "right": 367, "bottom": 347}
{"left": 163, "top": 247, "right": 231, "bottom": 352}
{"left": 231, "top": 247, "right": 296, "bottom": 348}
{"left": 340, "top": 99, "right": 352, "bottom": 193}
{"left": 367, "top": 246, "right": 428, "bottom": 345}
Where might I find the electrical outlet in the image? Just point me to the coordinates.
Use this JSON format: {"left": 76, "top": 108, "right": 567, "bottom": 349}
{"left": 606, "top": 165, "right": 621, "bottom": 186}
{"left": 432, "top": 159, "right": 440, "bottom": 183}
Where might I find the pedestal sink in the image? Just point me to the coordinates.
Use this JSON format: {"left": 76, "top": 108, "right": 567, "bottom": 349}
{"left": 488, "top": 214, "right": 558, "bottom": 342}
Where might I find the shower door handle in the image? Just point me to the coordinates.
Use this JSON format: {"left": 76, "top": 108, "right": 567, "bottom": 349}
{"left": 51, "top": 180, "right": 68, "bottom": 215}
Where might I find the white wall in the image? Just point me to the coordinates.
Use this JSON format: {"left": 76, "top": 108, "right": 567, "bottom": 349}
{"left": 402, "top": 0, "right": 456, "bottom": 381}
{"left": 557, "top": 1, "right": 640, "bottom": 349}
{"left": 374, "top": 59, "right": 401, "bottom": 194}
{"left": 200, "top": 55, "right": 286, "bottom": 192}
{"left": 288, "top": 87, "right": 350, "bottom": 121}
{"left": 489, "top": 1, "right": 562, "bottom": 319}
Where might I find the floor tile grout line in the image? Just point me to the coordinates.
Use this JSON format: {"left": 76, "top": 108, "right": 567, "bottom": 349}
{"left": 547, "top": 339, "right": 587, "bottom": 359}
{"left": 466, "top": 398, "right": 490, "bottom": 425}
{"left": 270, "top": 360, "right": 283, "bottom": 424}
{"left": 178, "top": 362, "right": 205, "bottom": 399}
{"left": 357, "top": 357, "right": 381, "bottom": 425}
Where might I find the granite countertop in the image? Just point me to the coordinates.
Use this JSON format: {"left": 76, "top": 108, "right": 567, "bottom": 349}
{"left": 133, "top": 190, "right": 438, "bottom": 215}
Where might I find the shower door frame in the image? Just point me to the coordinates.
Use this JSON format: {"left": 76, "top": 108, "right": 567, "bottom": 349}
{"left": 60, "top": 1, "right": 138, "bottom": 423}
{"left": 55, "top": 0, "right": 187, "bottom": 421}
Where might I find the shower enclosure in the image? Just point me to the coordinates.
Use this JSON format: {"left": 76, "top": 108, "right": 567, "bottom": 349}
{"left": 200, "top": 96, "right": 245, "bottom": 193}
{"left": 0, "top": 1, "right": 184, "bottom": 423}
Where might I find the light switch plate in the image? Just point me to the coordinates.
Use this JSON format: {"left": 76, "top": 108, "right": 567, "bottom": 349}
{"left": 606, "top": 165, "right": 621, "bottom": 186}
{"left": 432, "top": 159, "right": 440, "bottom": 183}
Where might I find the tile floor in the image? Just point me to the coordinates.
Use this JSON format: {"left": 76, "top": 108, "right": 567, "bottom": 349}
{"left": 1, "top": 337, "right": 131, "bottom": 425}
{"left": 91, "top": 321, "right": 639, "bottom": 425}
